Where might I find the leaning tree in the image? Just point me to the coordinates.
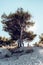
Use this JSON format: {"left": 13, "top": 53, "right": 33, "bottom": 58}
{"left": 1, "top": 8, "right": 36, "bottom": 47}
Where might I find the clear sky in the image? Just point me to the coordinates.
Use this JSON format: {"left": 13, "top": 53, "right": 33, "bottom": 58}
{"left": 0, "top": 0, "right": 43, "bottom": 45}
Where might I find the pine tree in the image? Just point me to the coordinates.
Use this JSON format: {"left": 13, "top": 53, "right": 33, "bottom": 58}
{"left": 1, "top": 8, "right": 36, "bottom": 47}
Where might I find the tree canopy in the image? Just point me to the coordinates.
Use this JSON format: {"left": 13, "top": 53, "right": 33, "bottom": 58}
{"left": 1, "top": 8, "right": 36, "bottom": 47}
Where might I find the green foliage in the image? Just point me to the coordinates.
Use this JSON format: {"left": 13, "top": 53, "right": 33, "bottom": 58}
{"left": 1, "top": 8, "right": 36, "bottom": 47}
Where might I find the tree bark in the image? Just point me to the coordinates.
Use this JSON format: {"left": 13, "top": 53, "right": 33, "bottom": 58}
{"left": 18, "top": 39, "right": 24, "bottom": 48}
{"left": 18, "top": 27, "right": 24, "bottom": 48}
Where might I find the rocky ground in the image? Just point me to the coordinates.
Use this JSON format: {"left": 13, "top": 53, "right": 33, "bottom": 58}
{"left": 0, "top": 47, "right": 43, "bottom": 65}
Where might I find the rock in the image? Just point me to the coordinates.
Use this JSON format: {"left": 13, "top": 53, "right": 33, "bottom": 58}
{"left": 25, "top": 49, "right": 33, "bottom": 53}
{"left": 0, "top": 48, "right": 11, "bottom": 58}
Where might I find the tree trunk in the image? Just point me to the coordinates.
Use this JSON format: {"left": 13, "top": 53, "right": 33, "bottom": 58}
{"left": 18, "top": 27, "right": 24, "bottom": 48}
{"left": 18, "top": 39, "right": 24, "bottom": 48}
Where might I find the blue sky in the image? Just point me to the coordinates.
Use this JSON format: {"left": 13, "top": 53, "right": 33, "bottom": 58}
{"left": 0, "top": 0, "right": 43, "bottom": 45}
